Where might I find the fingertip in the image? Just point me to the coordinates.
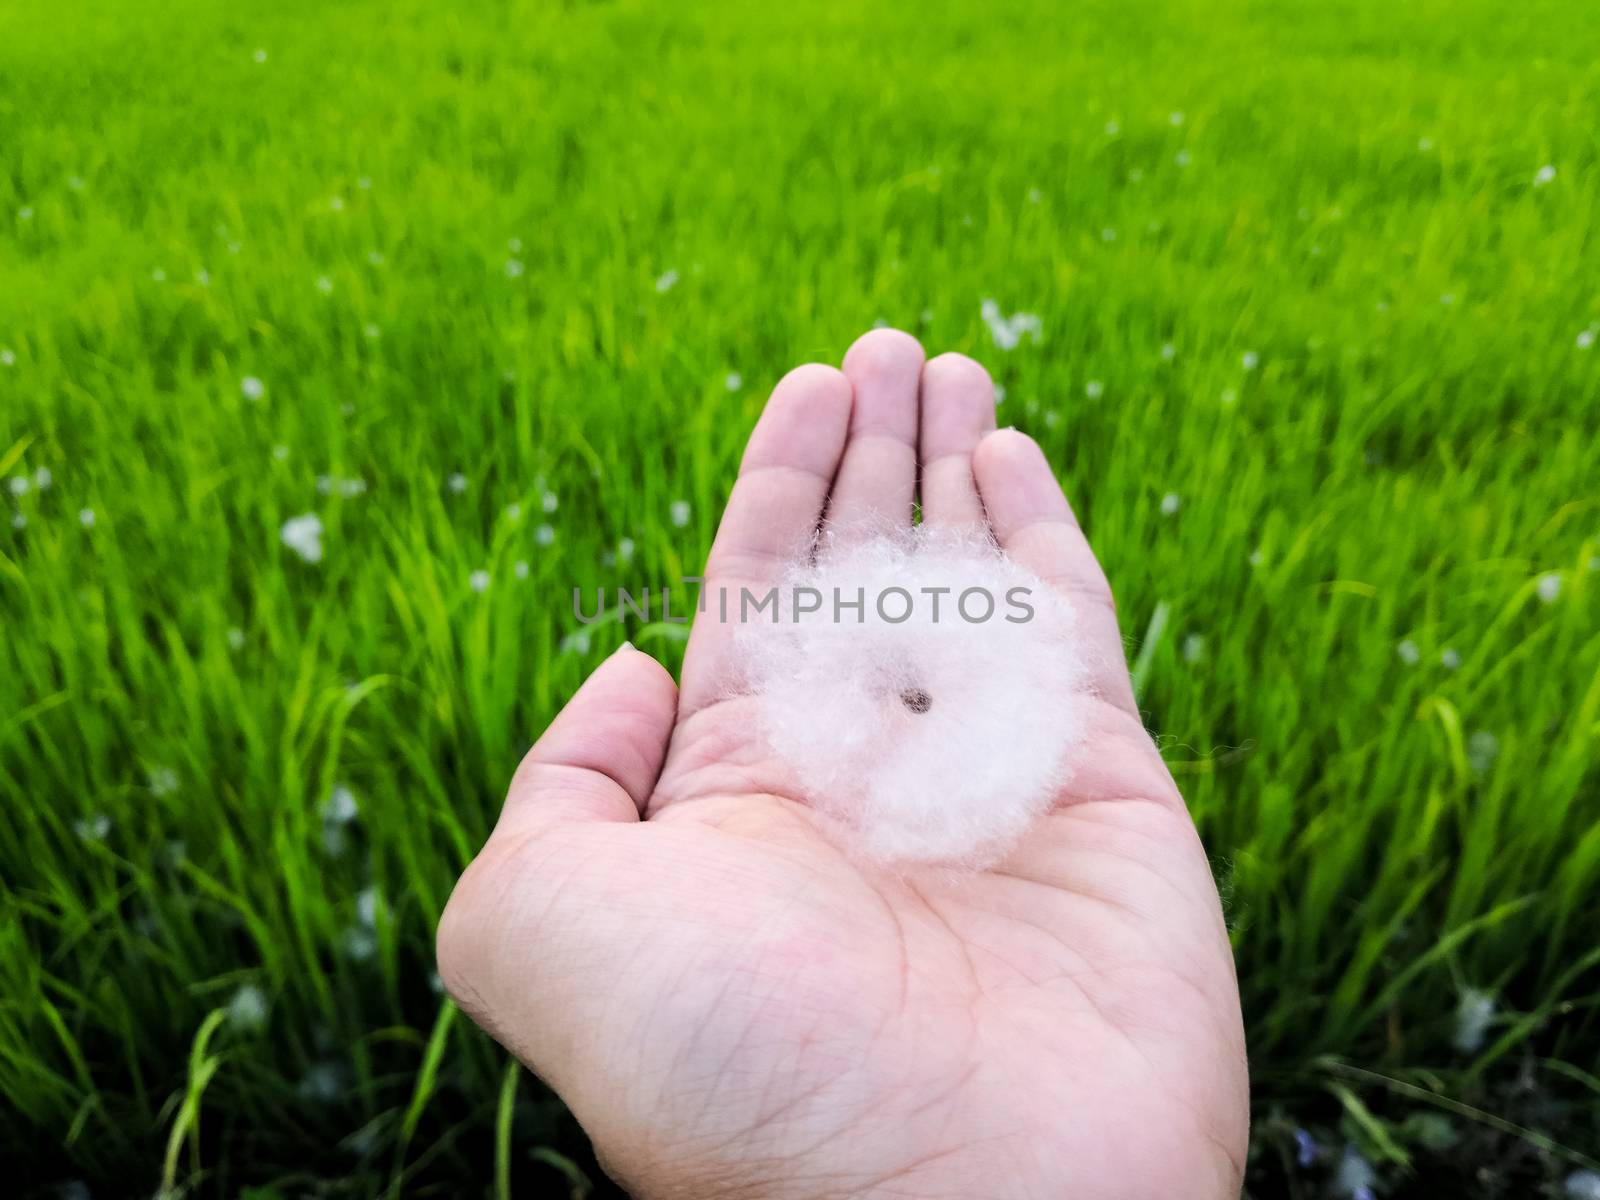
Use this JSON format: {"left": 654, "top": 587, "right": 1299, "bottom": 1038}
{"left": 842, "top": 327, "right": 925, "bottom": 379}
{"left": 771, "top": 361, "right": 852, "bottom": 405}
{"left": 922, "top": 350, "right": 993, "bottom": 394}
{"left": 742, "top": 363, "right": 853, "bottom": 474}
{"left": 974, "top": 426, "right": 1046, "bottom": 473}
{"left": 596, "top": 640, "right": 679, "bottom": 705}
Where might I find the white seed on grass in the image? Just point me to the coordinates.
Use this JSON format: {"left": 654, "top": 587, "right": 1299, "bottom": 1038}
{"left": 1452, "top": 988, "right": 1494, "bottom": 1052}
{"left": 329, "top": 196, "right": 344, "bottom": 212}
{"left": 1440, "top": 647, "right": 1461, "bottom": 670}
{"left": 78, "top": 508, "right": 95, "bottom": 528}
{"left": 1536, "top": 572, "right": 1562, "bottom": 603}
{"left": 1160, "top": 492, "right": 1181, "bottom": 516}
{"left": 980, "top": 299, "right": 1042, "bottom": 351}
{"left": 323, "top": 784, "right": 359, "bottom": 824}
{"left": 670, "top": 500, "right": 691, "bottom": 527}
{"left": 74, "top": 813, "right": 111, "bottom": 841}
{"left": 227, "top": 984, "right": 269, "bottom": 1031}
{"left": 505, "top": 258, "right": 524, "bottom": 278}
{"left": 356, "top": 886, "right": 380, "bottom": 928}
{"left": 195, "top": 269, "right": 210, "bottom": 286}
{"left": 541, "top": 490, "right": 558, "bottom": 513}
{"left": 1467, "top": 731, "right": 1499, "bottom": 774}
{"left": 315, "top": 275, "right": 333, "bottom": 295}
{"left": 617, "top": 537, "right": 635, "bottom": 562}
{"left": 1333, "top": 1145, "right": 1377, "bottom": 1199}
{"left": 561, "top": 630, "right": 591, "bottom": 655}
{"left": 1160, "top": 342, "right": 1176, "bottom": 361}
{"left": 342, "top": 926, "right": 377, "bottom": 961}
{"left": 725, "top": 372, "right": 743, "bottom": 392}
{"left": 1169, "top": 110, "right": 1185, "bottom": 126}
{"left": 513, "top": 560, "right": 529, "bottom": 580}
{"left": 280, "top": 513, "right": 324, "bottom": 563}
{"left": 0, "top": 348, "right": 14, "bottom": 366}
{"left": 10, "top": 512, "right": 24, "bottom": 530}
{"left": 1241, "top": 350, "right": 1260, "bottom": 370}
{"left": 298, "top": 1062, "right": 346, "bottom": 1102}
{"left": 1534, "top": 164, "right": 1556, "bottom": 187}
{"left": 1566, "top": 1170, "right": 1600, "bottom": 1200}
{"left": 1182, "top": 634, "right": 1206, "bottom": 663}
{"left": 18, "top": 206, "right": 33, "bottom": 220}
{"left": 1397, "top": 639, "right": 1420, "bottom": 665}
{"left": 1578, "top": 329, "right": 1596, "bottom": 350}
{"left": 447, "top": 472, "right": 467, "bottom": 493}
{"left": 149, "top": 768, "right": 178, "bottom": 797}
{"left": 535, "top": 523, "right": 555, "bottom": 546}
{"left": 8, "top": 475, "right": 28, "bottom": 497}
{"left": 1418, "top": 136, "right": 1434, "bottom": 152}
{"left": 1085, "top": 380, "right": 1104, "bottom": 399}
{"left": 1175, "top": 150, "right": 1191, "bottom": 167}
{"left": 33, "top": 467, "right": 51, "bottom": 490}
{"left": 469, "top": 569, "right": 490, "bottom": 593}
{"left": 252, "top": 48, "right": 268, "bottom": 64}
{"left": 504, "top": 502, "right": 522, "bottom": 521}
{"left": 654, "top": 269, "right": 679, "bottom": 293}
{"left": 272, "top": 445, "right": 289, "bottom": 461}
{"left": 227, "top": 627, "right": 246, "bottom": 651}
{"left": 241, "top": 376, "right": 265, "bottom": 401}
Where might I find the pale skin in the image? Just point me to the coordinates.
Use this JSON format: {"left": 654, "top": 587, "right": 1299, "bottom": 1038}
{"left": 437, "top": 330, "right": 1250, "bottom": 1199}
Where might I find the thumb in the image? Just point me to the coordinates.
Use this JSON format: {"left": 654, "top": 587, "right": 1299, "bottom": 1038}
{"left": 437, "top": 643, "right": 677, "bottom": 1063}
{"left": 491, "top": 642, "right": 679, "bottom": 844}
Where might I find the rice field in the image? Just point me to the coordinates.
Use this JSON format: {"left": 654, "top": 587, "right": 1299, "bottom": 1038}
{"left": 2, "top": 0, "right": 1598, "bottom": 1195}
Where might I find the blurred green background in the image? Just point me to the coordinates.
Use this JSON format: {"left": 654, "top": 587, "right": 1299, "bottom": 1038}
{"left": 2, "top": 0, "right": 1598, "bottom": 1195}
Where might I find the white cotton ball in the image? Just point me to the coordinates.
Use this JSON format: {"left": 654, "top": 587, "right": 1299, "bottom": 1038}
{"left": 734, "top": 526, "right": 1090, "bottom": 864}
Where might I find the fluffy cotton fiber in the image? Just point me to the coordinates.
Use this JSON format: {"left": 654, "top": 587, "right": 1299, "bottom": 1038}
{"left": 733, "top": 526, "right": 1091, "bottom": 864}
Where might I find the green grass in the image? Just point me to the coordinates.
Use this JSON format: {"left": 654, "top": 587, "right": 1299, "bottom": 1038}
{"left": 3, "top": 0, "right": 1598, "bottom": 1194}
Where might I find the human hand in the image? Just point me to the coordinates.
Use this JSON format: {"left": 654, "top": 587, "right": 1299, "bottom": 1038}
{"left": 438, "top": 330, "right": 1249, "bottom": 1199}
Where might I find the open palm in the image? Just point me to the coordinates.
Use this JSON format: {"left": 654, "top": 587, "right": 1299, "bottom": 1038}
{"left": 438, "top": 331, "right": 1249, "bottom": 1199}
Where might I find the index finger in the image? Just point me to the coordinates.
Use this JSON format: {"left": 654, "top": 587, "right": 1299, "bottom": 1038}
{"left": 676, "top": 363, "right": 853, "bottom": 716}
